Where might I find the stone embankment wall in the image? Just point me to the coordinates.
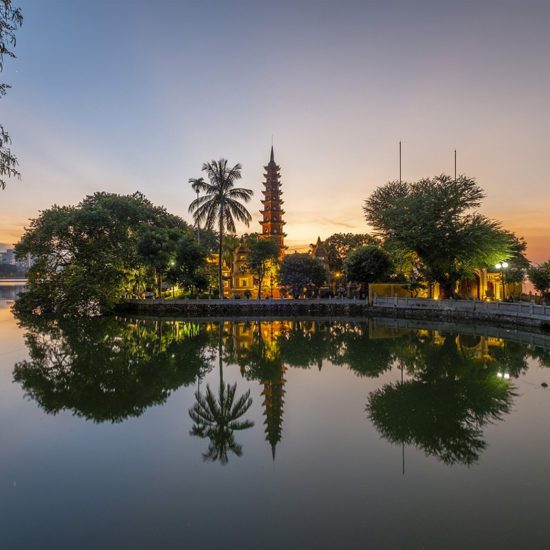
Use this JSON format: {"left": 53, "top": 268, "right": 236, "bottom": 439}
{"left": 118, "top": 298, "right": 550, "bottom": 330}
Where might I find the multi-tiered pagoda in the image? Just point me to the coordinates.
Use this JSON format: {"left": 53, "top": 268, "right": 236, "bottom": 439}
{"left": 260, "top": 147, "right": 286, "bottom": 256}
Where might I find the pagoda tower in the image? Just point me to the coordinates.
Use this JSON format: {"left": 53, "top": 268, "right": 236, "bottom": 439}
{"left": 260, "top": 146, "right": 286, "bottom": 256}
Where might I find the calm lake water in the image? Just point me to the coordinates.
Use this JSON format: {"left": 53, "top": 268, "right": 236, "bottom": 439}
{"left": 1, "top": 294, "right": 550, "bottom": 549}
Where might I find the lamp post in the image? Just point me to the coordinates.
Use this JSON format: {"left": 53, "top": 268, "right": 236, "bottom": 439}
{"left": 170, "top": 260, "right": 176, "bottom": 299}
{"left": 495, "top": 261, "right": 509, "bottom": 301}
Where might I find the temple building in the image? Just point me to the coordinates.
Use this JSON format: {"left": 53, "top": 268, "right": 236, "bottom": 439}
{"left": 223, "top": 147, "right": 287, "bottom": 298}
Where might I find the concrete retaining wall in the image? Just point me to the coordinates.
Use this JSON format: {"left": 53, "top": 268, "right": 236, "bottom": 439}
{"left": 117, "top": 298, "right": 550, "bottom": 330}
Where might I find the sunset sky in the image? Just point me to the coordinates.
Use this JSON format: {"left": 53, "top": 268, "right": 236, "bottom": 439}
{"left": 2, "top": 0, "right": 549, "bottom": 261}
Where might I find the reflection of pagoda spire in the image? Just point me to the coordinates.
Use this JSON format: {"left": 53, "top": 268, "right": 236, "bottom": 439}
{"left": 261, "top": 366, "right": 286, "bottom": 460}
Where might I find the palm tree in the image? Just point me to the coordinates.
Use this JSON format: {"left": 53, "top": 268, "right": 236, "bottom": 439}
{"left": 188, "top": 325, "right": 254, "bottom": 464}
{"left": 188, "top": 177, "right": 205, "bottom": 243}
{"left": 188, "top": 160, "right": 253, "bottom": 298}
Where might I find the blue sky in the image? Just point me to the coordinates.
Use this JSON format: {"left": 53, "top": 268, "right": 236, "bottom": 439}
{"left": 2, "top": 0, "right": 550, "bottom": 259}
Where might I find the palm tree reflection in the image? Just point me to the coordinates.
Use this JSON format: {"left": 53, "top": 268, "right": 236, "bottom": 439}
{"left": 189, "top": 324, "right": 254, "bottom": 464}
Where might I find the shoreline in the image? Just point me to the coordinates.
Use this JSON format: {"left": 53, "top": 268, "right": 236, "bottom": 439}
{"left": 117, "top": 298, "right": 550, "bottom": 332}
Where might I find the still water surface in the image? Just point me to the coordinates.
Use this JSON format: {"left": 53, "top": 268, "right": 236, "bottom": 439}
{"left": 1, "top": 294, "right": 550, "bottom": 549}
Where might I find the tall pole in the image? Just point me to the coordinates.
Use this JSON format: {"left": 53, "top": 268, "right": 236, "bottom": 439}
{"left": 399, "top": 141, "right": 402, "bottom": 183}
{"left": 454, "top": 149, "right": 457, "bottom": 180}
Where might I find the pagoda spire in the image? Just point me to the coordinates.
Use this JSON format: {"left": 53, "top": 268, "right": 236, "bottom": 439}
{"left": 260, "top": 146, "right": 286, "bottom": 256}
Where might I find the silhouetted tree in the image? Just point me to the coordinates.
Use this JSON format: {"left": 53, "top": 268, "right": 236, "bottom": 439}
{"left": 188, "top": 160, "right": 253, "bottom": 298}
{"left": 1, "top": 0, "right": 23, "bottom": 189}
{"left": 344, "top": 245, "right": 393, "bottom": 288}
{"left": 364, "top": 175, "right": 518, "bottom": 298}
{"left": 246, "top": 235, "right": 279, "bottom": 298}
{"left": 279, "top": 253, "right": 328, "bottom": 298}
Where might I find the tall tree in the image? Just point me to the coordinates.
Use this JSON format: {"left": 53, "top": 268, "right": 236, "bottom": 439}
{"left": 1, "top": 0, "right": 23, "bottom": 189}
{"left": 279, "top": 253, "right": 328, "bottom": 298}
{"left": 137, "top": 227, "right": 180, "bottom": 297}
{"left": 188, "top": 177, "right": 205, "bottom": 242}
{"left": 15, "top": 192, "right": 191, "bottom": 316}
{"left": 188, "top": 160, "right": 253, "bottom": 298}
{"left": 246, "top": 235, "right": 280, "bottom": 298}
{"left": 344, "top": 245, "right": 394, "bottom": 288}
{"left": 528, "top": 261, "right": 550, "bottom": 303}
{"left": 324, "top": 233, "right": 379, "bottom": 273}
{"left": 171, "top": 233, "right": 209, "bottom": 294}
{"left": 364, "top": 175, "right": 516, "bottom": 298}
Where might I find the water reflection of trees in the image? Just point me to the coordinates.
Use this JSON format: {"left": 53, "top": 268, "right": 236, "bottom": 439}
{"left": 13, "top": 315, "right": 550, "bottom": 467}
{"left": 189, "top": 327, "right": 254, "bottom": 464}
{"left": 367, "top": 330, "right": 519, "bottom": 466}
{"left": 13, "top": 316, "right": 215, "bottom": 422}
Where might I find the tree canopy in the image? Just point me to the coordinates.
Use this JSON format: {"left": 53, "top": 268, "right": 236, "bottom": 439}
{"left": 344, "top": 245, "right": 393, "bottom": 287}
{"left": 15, "top": 192, "right": 194, "bottom": 316}
{"left": 279, "top": 253, "right": 328, "bottom": 298}
{"left": 188, "top": 159, "right": 253, "bottom": 298}
{"left": 245, "top": 235, "right": 280, "bottom": 298}
{"left": 1, "top": 0, "right": 23, "bottom": 189}
{"left": 323, "top": 232, "right": 379, "bottom": 273}
{"left": 364, "top": 175, "right": 517, "bottom": 298}
{"left": 528, "top": 261, "right": 550, "bottom": 303}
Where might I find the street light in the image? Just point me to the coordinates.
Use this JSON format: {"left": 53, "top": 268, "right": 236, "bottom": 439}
{"left": 169, "top": 260, "right": 176, "bottom": 299}
{"left": 495, "top": 261, "right": 509, "bottom": 301}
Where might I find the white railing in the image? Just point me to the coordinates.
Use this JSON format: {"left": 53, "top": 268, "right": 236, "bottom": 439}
{"left": 372, "top": 296, "right": 550, "bottom": 321}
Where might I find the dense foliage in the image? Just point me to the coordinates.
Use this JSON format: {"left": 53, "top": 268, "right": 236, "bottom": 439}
{"left": 344, "top": 245, "right": 394, "bottom": 287}
{"left": 279, "top": 253, "right": 328, "bottom": 298}
{"left": 245, "top": 235, "right": 279, "bottom": 298}
{"left": 528, "top": 261, "right": 550, "bottom": 303}
{"left": 1, "top": 0, "right": 23, "bottom": 189}
{"left": 14, "top": 192, "right": 199, "bottom": 316}
{"left": 364, "top": 175, "right": 519, "bottom": 298}
{"left": 323, "top": 233, "right": 379, "bottom": 273}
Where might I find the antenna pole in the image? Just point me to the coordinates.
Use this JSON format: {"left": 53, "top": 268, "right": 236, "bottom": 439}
{"left": 454, "top": 149, "right": 457, "bottom": 180}
{"left": 399, "top": 141, "right": 402, "bottom": 183}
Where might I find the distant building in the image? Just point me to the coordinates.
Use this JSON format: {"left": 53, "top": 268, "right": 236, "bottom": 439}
{"left": 0, "top": 248, "right": 15, "bottom": 265}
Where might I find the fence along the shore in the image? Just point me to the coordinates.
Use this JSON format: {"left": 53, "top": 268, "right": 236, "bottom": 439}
{"left": 371, "top": 295, "right": 550, "bottom": 321}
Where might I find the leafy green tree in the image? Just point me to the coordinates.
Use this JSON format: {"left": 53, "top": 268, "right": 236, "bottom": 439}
{"left": 188, "top": 160, "right": 253, "bottom": 298}
{"left": 279, "top": 253, "right": 328, "bottom": 298}
{"left": 171, "top": 233, "right": 209, "bottom": 294}
{"left": 137, "top": 227, "right": 180, "bottom": 297}
{"left": 344, "top": 245, "right": 393, "bottom": 287}
{"left": 528, "top": 261, "right": 550, "bottom": 303}
{"left": 15, "top": 192, "right": 190, "bottom": 316}
{"left": 246, "top": 236, "right": 279, "bottom": 298}
{"left": 324, "top": 233, "right": 379, "bottom": 273}
{"left": 1, "top": 0, "right": 23, "bottom": 189}
{"left": 364, "top": 175, "right": 516, "bottom": 298}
